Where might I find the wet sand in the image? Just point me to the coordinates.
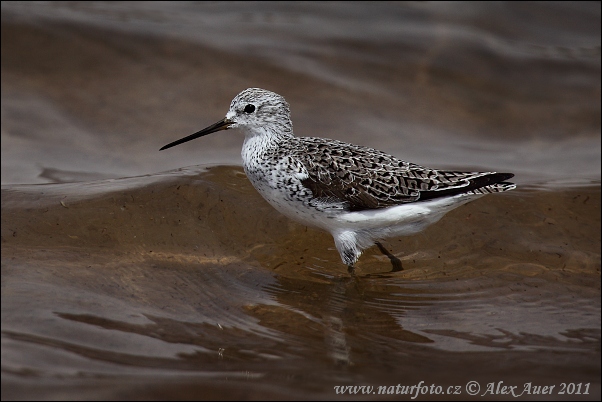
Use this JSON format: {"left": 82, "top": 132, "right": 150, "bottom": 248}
{"left": 1, "top": 2, "right": 601, "bottom": 400}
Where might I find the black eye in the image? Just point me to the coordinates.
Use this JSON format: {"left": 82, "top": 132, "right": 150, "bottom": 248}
{"left": 244, "top": 104, "right": 255, "bottom": 114}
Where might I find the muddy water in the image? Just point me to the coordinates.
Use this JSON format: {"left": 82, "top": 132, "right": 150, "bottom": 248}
{"left": 1, "top": 2, "right": 600, "bottom": 400}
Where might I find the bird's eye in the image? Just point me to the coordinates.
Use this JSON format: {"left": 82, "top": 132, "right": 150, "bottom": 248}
{"left": 244, "top": 104, "right": 255, "bottom": 114}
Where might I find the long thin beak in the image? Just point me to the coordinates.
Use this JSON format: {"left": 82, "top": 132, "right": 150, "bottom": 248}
{"left": 160, "top": 118, "right": 233, "bottom": 151}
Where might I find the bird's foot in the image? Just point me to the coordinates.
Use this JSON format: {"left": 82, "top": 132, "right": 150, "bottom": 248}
{"left": 375, "top": 242, "right": 403, "bottom": 272}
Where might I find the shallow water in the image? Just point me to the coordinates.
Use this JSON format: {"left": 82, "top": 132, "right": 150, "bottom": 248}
{"left": 1, "top": 2, "right": 601, "bottom": 400}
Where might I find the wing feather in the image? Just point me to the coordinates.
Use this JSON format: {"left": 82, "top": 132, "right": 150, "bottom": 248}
{"left": 289, "top": 137, "right": 514, "bottom": 212}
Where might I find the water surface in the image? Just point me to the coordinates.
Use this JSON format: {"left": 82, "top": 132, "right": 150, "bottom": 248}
{"left": 1, "top": 2, "right": 600, "bottom": 400}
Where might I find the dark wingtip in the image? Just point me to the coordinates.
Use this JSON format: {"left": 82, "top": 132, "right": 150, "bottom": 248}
{"left": 418, "top": 171, "right": 515, "bottom": 201}
{"left": 495, "top": 173, "right": 514, "bottom": 182}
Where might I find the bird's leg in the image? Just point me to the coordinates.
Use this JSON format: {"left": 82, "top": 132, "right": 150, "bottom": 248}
{"left": 375, "top": 242, "right": 403, "bottom": 272}
{"left": 347, "top": 265, "right": 357, "bottom": 276}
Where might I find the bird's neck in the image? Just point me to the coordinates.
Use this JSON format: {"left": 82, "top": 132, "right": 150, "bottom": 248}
{"left": 242, "top": 124, "right": 293, "bottom": 144}
{"left": 241, "top": 125, "right": 293, "bottom": 165}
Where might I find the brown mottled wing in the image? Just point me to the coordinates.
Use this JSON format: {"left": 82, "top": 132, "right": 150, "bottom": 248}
{"left": 292, "top": 137, "right": 513, "bottom": 212}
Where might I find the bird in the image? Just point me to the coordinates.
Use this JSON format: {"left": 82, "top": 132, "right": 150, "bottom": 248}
{"left": 160, "top": 88, "right": 515, "bottom": 274}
